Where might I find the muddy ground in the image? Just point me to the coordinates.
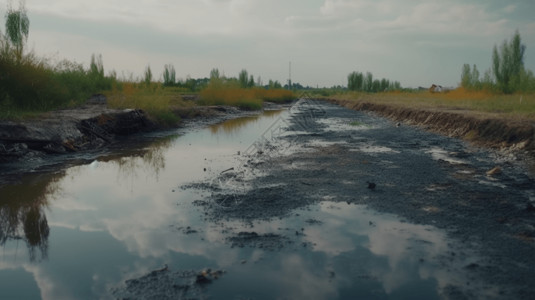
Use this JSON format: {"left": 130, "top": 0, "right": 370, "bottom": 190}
{"left": 2, "top": 99, "right": 535, "bottom": 299}
{"left": 186, "top": 99, "right": 535, "bottom": 299}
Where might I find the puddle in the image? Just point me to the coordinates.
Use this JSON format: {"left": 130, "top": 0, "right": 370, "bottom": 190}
{"left": 426, "top": 147, "right": 468, "bottom": 165}
{"left": 0, "top": 107, "right": 492, "bottom": 299}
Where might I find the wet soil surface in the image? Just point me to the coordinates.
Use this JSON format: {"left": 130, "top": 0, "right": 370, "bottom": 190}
{"left": 184, "top": 99, "right": 535, "bottom": 299}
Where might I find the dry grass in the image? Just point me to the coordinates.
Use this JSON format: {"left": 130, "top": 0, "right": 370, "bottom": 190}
{"left": 105, "top": 83, "right": 193, "bottom": 125}
{"left": 199, "top": 82, "right": 295, "bottom": 110}
{"left": 333, "top": 88, "right": 535, "bottom": 121}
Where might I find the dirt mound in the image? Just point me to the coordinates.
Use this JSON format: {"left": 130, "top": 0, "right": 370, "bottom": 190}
{"left": 0, "top": 104, "right": 156, "bottom": 162}
{"left": 328, "top": 99, "right": 535, "bottom": 157}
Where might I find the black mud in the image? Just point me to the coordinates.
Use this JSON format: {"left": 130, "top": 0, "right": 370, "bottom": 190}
{"left": 187, "top": 99, "right": 535, "bottom": 299}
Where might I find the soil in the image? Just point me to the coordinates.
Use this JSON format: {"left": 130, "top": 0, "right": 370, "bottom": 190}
{"left": 327, "top": 99, "right": 535, "bottom": 161}
{"left": 186, "top": 99, "right": 535, "bottom": 299}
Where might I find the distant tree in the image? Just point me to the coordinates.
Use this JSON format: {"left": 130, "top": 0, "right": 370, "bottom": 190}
{"left": 144, "top": 65, "right": 152, "bottom": 86}
{"left": 268, "top": 79, "right": 282, "bottom": 89}
{"left": 90, "top": 54, "right": 104, "bottom": 78}
{"left": 210, "top": 68, "right": 220, "bottom": 80}
{"left": 248, "top": 75, "right": 255, "bottom": 88}
{"left": 461, "top": 63, "right": 482, "bottom": 90}
{"left": 364, "top": 72, "right": 373, "bottom": 92}
{"left": 492, "top": 30, "right": 526, "bottom": 93}
{"left": 4, "top": 1, "right": 29, "bottom": 61}
{"left": 380, "top": 78, "right": 389, "bottom": 91}
{"left": 461, "top": 63, "right": 472, "bottom": 89}
{"left": 163, "top": 64, "right": 176, "bottom": 86}
{"left": 238, "top": 69, "right": 249, "bottom": 88}
{"left": 347, "top": 71, "right": 363, "bottom": 91}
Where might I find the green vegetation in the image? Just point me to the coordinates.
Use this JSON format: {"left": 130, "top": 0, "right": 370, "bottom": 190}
{"left": 347, "top": 71, "right": 401, "bottom": 92}
{"left": 333, "top": 90, "right": 535, "bottom": 121}
{"left": 461, "top": 31, "right": 535, "bottom": 94}
{"left": 105, "top": 83, "right": 190, "bottom": 126}
{"left": 0, "top": 2, "right": 115, "bottom": 118}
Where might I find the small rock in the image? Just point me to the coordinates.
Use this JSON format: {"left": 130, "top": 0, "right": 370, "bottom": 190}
{"left": 486, "top": 167, "right": 502, "bottom": 176}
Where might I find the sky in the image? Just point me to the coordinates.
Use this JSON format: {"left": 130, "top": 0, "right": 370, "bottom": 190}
{"left": 1, "top": 0, "right": 534, "bottom": 88}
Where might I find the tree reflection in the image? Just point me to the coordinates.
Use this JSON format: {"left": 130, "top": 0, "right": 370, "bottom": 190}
{"left": 98, "top": 135, "right": 175, "bottom": 187}
{"left": 0, "top": 173, "right": 63, "bottom": 262}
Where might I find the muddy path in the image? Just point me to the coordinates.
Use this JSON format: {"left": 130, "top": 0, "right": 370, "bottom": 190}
{"left": 187, "top": 99, "right": 535, "bottom": 299}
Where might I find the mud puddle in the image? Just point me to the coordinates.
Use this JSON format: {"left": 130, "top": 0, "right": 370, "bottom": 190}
{"left": 1, "top": 99, "right": 534, "bottom": 299}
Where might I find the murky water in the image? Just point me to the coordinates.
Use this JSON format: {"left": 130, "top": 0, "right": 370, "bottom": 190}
{"left": 1, "top": 109, "right": 477, "bottom": 299}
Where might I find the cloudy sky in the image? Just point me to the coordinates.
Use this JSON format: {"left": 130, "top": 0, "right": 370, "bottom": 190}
{"left": 1, "top": 0, "right": 534, "bottom": 88}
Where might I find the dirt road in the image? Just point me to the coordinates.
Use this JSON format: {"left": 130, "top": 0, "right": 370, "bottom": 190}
{"left": 191, "top": 99, "right": 535, "bottom": 299}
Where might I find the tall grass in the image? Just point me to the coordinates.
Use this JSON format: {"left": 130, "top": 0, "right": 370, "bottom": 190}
{"left": 105, "top": 83, "right": 191, "bottom": 126}
{"left": 0, "top": 49, "right": 114, "bottom": 119}
{"left": 333, "top": 88, "right": 535, "bottom": 120}
{"left": 199, "top": 80, "right": 295, "bottom": 110}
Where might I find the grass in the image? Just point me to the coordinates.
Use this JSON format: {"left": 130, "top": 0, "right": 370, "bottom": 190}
{"left": 331, "top": 88, "right": 535, "bottom": 121}
{"left": 199, "top": 80, "right": 296, "bottom": 110}
{"left": 105, "top": 83, "right": 193, "bottom": 126}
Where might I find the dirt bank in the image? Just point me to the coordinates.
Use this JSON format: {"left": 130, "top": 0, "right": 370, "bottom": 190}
{"left": 327, "top": 99, "right": 535, "bottom": 159}
{"left": 0, "top": 102, "right": 262, "bottom": 185}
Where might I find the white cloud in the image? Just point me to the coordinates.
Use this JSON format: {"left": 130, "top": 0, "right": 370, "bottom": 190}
{"left": 1, "top": 0, "right": 533, "bottom": 87}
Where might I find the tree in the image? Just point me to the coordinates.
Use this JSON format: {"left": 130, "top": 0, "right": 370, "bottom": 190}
{"left": 210, "top": 68, "right": 220, "bottom": 80}
{"left": 347, "top": 71, "right": 363, "bottom": 91}
{"left": 364, "top": 72, "right": 373, "bottom": 92}
{"left": 492, "top": 30, "right": 526, "bottom": 93}
{"left": 238, "top": 69, "right": 249, "bottom": 88}
{"left": 90, "top": 54, "right": 104, "bottom": 78}
{"left": 4, "top": 1, "right": 29, "bottom": 61}
{"left": 163, "top": 64, "right": 176, "bottom": 86}
{"left": 461, "top": 63, "right": 472, "bottom": 89}
{"left": 144, "top": 65, "right": 152, "bottom": 86}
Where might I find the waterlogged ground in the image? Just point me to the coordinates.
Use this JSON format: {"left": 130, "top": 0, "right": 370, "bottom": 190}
{"left": 1, "top": 100, "right": 534, "bottom": 299}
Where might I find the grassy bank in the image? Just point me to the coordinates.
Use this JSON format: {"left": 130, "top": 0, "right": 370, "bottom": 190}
{"left": 199, "top": 82, "right": 295, "bottom": 110}
{"left": 104, "top": 83, "right": 193, "bottom": 126}
{"left": 331, "top": 88, "right": 535, "bottom": 121}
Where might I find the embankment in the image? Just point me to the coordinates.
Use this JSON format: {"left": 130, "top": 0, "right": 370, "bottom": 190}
{"left": 0, "top": 104, "right": 158, "bottom": 162}
{"left": 327, "top": 98, "right": 535, "bottom": 158}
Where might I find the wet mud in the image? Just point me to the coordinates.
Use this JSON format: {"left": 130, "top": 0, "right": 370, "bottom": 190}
{"left": 185, "top": 99, "right": 535, "bottom": 299}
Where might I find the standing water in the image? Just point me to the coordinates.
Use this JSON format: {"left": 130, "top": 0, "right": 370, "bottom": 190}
{"left": 1, "top": 108, "right": 482, "bottom": 299}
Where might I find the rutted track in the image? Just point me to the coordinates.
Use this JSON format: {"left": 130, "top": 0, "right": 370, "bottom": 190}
{"left": 192, "top": 99, "right": 535, "bottom": 299}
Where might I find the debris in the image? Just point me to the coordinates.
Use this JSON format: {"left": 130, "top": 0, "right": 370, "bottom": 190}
{"left": 367, "top": 181, "right": 376, "bottom": 190}
{"left": 486, "top": 167, "right": 502, "bottom": 176}
{"left": 221, "top": 167, "right": 235, "bottom": 174}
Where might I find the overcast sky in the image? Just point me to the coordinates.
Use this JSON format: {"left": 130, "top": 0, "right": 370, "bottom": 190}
{"left": 1, "top": 0, "right": 534, "bottom": 88}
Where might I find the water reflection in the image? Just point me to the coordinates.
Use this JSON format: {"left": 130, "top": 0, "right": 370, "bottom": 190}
{"left": 209, "top": 110, "right": 283, "bottom": 136}
{"left": 0, "top": 173, "right": 62, "bottom": 262}
{"left": 0, "top": 109, "right": 483, "bottom": 299}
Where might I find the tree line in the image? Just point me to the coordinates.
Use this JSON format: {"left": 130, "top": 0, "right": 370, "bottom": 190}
{"left": 461, "top": 31, "right": 535, "bottom": 93}
{"left": 347, "top": 71, "right": 401, "bottom": 92}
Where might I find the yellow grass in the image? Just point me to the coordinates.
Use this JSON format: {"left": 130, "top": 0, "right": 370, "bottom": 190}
{"left": 334, "top": 88, "right": 535, "bottom": 121}
{"left": 199, "top": 85, "right": 295, "bottom": 110}
{"left": 105, "top": 83, "right": 193, "bottom": 125}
